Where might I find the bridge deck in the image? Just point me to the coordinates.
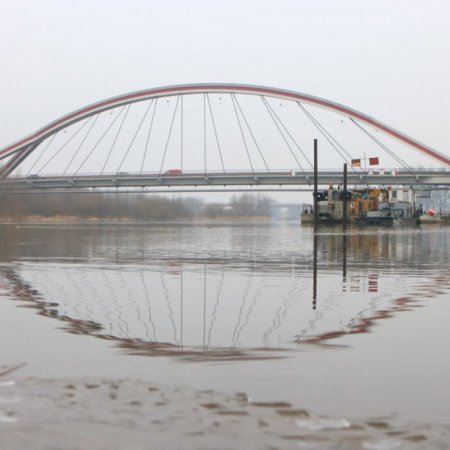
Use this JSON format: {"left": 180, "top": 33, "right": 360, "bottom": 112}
{"left": 2, "top": 170, "right": 450, "bottom": 191}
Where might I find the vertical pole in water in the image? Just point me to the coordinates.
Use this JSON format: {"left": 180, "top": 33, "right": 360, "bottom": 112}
{"left": 343, "top": 163, "right": 348, "bottom": 229}
{"left": 342, "top": 163, "right": 348, "bottom": 282}
{"left": 313, "top": 139, "right": 318, "bottom": 309}
{"left": 313, "top": 139, "right": 319, "bottom": 230}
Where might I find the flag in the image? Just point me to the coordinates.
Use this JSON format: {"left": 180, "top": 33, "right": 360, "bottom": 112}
{"left": 351, "top": 159, "right": 361, "bottom": 167}
{"left": 369, "top": 157, "right": 379, "bottom": 166}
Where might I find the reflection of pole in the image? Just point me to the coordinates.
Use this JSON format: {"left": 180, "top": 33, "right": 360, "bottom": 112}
{"left": 342, "top": 233, "right": 347, "bottom": 282}
{"left": 343, "top": 163, "right": 348, "bottom": 229}
{"left": 313, "top": 139, "right": 318, "bottom": 230}
{"left": 180, "top": 269, "right": 183, "bottom": 350}
{"left": 313, "top": 231, "right": 318, "bottom": 310}
{"left": 203, "top": 264, "right": 206, "bottom": 353}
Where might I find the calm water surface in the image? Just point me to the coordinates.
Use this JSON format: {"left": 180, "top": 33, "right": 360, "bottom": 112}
{"left": 1, "top": 222, "right": 450, "bottom": 423}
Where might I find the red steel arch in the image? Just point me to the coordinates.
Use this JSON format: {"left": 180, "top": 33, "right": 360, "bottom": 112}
{"left": 1, "top": 83, "right": 449, "bottom": 177}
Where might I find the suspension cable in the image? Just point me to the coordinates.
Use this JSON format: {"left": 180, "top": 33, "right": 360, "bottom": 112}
{"left": 26, "top": 133, "right": 58, "bottom": 176}
{"left": 116, "top": 100, "right": 154, "bottom": 174}
{"left": 140, "top": 99, "right": 157, "bottom": 174}
{"left": 299, "top": 103, "right": 353, "bottom": 160}
{"left": 260, "top": 96, "right": 304, "bottom": 173}
{"left": 159, "top": 96, "right": 180, "bottom": 174}
{"left": 231, "top": 94, "right": 254, "bottom": 173}
{"left": 73, "top": 106, "right": 126, "bottom": 176}
{"left": 297, "top": 102, "right": 354, "bottom": 169}
{"left": 262, "top": 97, "right": 312, "bottom": 170}
{"left": 63, "top": 114, "right": 100, "bottom": 175}
{"left": 37, "top": 117, "right": 93, "bottom": 174}
{"left": 101, "top": 104, "right": 130, "bottom": 174}
{"left": 232, "top": 94, "right": 270, "bottom": 172}
{"left": 349, "top": 118, "right": 415, "bottom": 173}
{"left": 206, "top": 94, "right": 225, "bottom": 172}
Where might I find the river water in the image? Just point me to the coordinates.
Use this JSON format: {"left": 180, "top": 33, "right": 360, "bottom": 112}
{"left": 1, "top": 222, "right": 450, "bottom": 424}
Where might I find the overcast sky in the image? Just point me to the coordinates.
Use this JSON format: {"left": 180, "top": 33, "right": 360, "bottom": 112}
{"left": 1, "top": 0, "right": 449, "bottom": 200}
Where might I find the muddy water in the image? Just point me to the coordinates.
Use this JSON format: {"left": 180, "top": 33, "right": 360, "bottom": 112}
{"left": 1, "top": 222, "right": 450, "bottom": 423}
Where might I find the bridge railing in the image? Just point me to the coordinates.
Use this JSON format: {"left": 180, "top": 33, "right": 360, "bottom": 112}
{"left": 6, "top": 167, "right": 449, "bottom": 180}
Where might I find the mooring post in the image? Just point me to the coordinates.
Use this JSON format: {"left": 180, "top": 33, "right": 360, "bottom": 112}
{"left": 313, "top": 139, "right": 318, "bottom": 230}
{"left": 342, "top": 162, "right": 348, "bottom": 283}
{"left": 313, "top": 139, "right": 318, "bottom": 309}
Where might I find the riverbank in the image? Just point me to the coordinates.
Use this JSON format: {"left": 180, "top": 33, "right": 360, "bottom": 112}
{"left": 1, "top": 373, "right": 447, "bottom": 450}
{"left": 0, "top": 191, "right": 275, "bottom": 223}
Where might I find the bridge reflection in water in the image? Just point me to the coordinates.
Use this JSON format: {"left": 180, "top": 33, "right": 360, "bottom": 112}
{"left": 1, "top": 225, "right": 449, "bottom": 362}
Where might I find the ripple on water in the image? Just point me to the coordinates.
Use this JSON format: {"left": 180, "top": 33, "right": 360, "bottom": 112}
{"left": 296, "top": 418, "right": 352, "bottom": 431}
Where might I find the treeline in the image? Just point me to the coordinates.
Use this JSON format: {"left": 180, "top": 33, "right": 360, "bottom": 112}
{"left": 0, "top": 190, "right": 273, "bottom": 221}
{"left": 204, "top": 194, "right": 273, "bottom": 218}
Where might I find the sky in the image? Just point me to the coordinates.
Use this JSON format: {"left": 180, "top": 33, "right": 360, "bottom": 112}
{"left": 1, "top": 0, "right": 449, "bottom": 202}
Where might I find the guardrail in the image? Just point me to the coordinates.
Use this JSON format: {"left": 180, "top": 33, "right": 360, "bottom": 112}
{"left": 1, "top": 169, "right": 450, "bottom": 192}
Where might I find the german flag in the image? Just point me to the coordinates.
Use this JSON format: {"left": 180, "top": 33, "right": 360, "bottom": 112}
{"left": 351, "top": 159, "right": 361, "bottom": 168}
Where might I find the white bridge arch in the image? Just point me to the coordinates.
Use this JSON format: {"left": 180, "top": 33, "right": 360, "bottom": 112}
{"left": 0, "top": 83, "right": 449, "bottom": 180}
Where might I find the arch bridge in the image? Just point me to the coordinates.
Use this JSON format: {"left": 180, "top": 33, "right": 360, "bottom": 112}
{"left": 1, "top": 84, "right": 449, "bottom": 191}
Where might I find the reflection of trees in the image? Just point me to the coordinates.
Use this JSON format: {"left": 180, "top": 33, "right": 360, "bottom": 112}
{"left": 0, "top": 183, "right": 25, "bottom": 221}
{"left": 1, "top": 225, "right": 447, "bottom": 276}
{"left": 320, "top": 229, "right": 439, "bottom": 273}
